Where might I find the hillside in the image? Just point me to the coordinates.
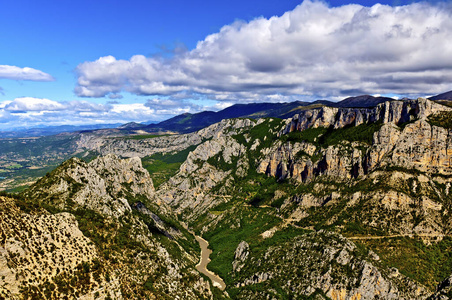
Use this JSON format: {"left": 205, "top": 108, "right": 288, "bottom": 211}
{"left": 2, "top": 155, "right": 215, "bottom": 299}
{"left": 3, "top": 97, "right": 452, "bottom": 298}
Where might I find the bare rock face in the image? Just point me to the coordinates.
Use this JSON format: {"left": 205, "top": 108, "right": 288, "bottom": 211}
{"left": 257, "top": 141, "right": 317, "bottom": 182}
{"left": 24, "top": 154, "right": 154, "bottom": 218}
{"left": 157, "top": 135, "right": 247, "bottom": 221}
{"left": 89, "top": 154, "right": 154, "bottom": 197}
{"left": 369, "top": 119, "right": 452, "bottom": 174}
{"left": 261, "top": 99, "right": 452, "bottom": 185}
{"left": 282, "top": 98, "right": 450, "bottom": 135}
{"left": 257, "top": 140, "right": 366, "bottom": 183}
{"left": 232, "top": 241, "right": 250, "bottom": 272}
{"left": 78, "top": 118, "right": 256, "bottom": 158}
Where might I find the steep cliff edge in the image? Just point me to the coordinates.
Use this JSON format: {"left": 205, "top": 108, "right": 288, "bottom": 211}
{"left": 281, "top": 98, "right": 449, "bottom": 133}
{"left": 258, "top": 98, "right": 452, "bottom": 184}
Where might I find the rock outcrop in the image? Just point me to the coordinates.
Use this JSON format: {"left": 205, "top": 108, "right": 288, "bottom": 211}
{"left": 77, "top": 118, "right": 256, "bottom": 158}
{"left": 24, "top": 154, "right": 154, "bottom": 218}
{"left": 281, "top": 98, "right": 450, "bottom": 134}
{"left": 157, "top": 135, "right": 248, "bottom": 221}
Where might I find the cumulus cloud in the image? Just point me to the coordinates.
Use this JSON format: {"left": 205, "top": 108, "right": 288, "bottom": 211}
{"left": 0, "top": 97, "right": 204, "bottom": 130}
{"left": 75, "top": 1, "right": 452, "bottom": 101}
{"left": 0, "top": 65, "right": 54, "bottom": 81}
{"left": 4, "top": 97, "right": 65, "bottom": 112}
{"left": 144, "top": 98, "right": 202, "bottom": 113}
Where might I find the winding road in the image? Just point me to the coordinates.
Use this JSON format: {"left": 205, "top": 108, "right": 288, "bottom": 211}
{"left": 195, "top": 235, "right": 226, "bottom": 291}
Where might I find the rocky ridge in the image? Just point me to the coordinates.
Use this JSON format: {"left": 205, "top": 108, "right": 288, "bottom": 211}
{"left": 282, "top": 98, "right": 449, "bottom": 133}
{"left": 23, "top": 154, "right": 154, "bottom": 218}
{"left": 77, "top": 118, "right": 256, "bottom": 159}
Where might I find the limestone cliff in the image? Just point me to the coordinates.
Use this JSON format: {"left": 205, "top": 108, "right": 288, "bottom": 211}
{"left": 77, "top": 118, "right": 256, "bottom": 159}
{"left": 259, "top": 99, "right": 452, "bottom": 184}
{"left": 281, "top": 98, "right": 449, "bottom": 134}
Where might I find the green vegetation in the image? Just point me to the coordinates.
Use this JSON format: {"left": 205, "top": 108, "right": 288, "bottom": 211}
{"left": 201, "top": 205, "right": 305, "bottom": 285}
{"left": 428, "top": 111, "right": 452, "bottom": 129}
{"left": 142, "top": 145, "right": 198, "bottom": 188}
{"left": 231, "top": 118, "right": 285, "bottom": 154}
{"left": 360, "top": 236, "right": 452, "bottom": 290}
{"left": 282, "top": 121, "right": 382, "bottom": 147}
{"left": 207, "top": 151, "right": 239, "bottom": 172}
{"left": 283, "top": 127, "right": 328, "bottom": 144}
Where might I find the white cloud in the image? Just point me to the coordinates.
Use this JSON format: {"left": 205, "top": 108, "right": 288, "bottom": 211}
{"left": 5, "top": 97, "right": 65, "bottom": 112}
{"left": 0, "top": 97, "right": 205, "bottom": 130}
{"left": 0, "top": 65, "right": 54, "bottom": 81}
{"left": 74, "top": 1, "right": 452, "bottom": 101}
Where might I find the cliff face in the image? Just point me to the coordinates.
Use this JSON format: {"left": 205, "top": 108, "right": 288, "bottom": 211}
{"left": 282, "top": 98, "right": 449, "bottom": 133}
{"left": 259, "top": 99, "right": 452, "bottom": 185}
{"left": 370, "top": 120, "right": 452, "bottom": 174}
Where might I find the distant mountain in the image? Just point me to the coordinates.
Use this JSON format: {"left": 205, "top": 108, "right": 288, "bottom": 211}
{"left": 137, "top": 95, "right": 395, "bottom": 134}
{"left": 332, "top": 95, "right": 394, "bottom": 108}
{"left": 429, "top": 90, "right": 452, "bottom": 101}
{"left": 0, "top": 123, "right": 121, "bottom": 139}
{"left": 117, "top": 122, "right": 146, "bottom": 129}
{"left": 139, "top": 102, "right": 314, "bottom": 134}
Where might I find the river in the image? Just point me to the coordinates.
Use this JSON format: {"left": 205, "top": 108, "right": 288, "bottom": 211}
{"left": 194, "top": 235, "right": 226, "bottom": 291}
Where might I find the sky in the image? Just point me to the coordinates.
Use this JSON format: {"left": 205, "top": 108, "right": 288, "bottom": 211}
{"left": 0, "top": 0, "right": 450, "bottom": 130}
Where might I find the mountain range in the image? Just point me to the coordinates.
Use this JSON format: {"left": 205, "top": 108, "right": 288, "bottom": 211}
{"left": 2, "top": 95, "right": 452, "bottom": 298}
{"left": 5, "top": 91, "right": 452, "bottom": 139}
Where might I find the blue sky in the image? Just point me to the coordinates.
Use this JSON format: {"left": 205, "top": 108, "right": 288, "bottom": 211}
{"left": 0, "top": 0, "right": 450, "bottom": 129}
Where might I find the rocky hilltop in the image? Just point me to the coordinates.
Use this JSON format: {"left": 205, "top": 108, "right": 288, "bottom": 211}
{"left": 23, "top": 154, "right": 154, "bottom": 218}
{"left": 3, "top": 97, "right": 452, "bottom": 299}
